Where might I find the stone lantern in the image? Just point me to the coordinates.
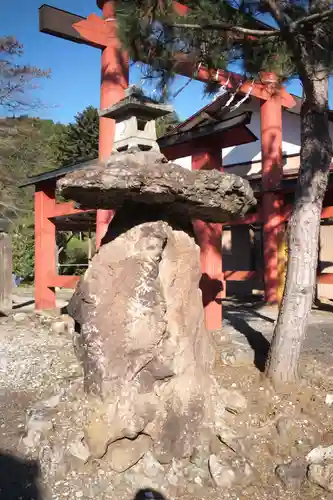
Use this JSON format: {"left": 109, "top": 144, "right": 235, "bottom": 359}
{"left": 57, "top": 112, "right": 256, "bottom": 478}
{"left": 100, "top": 85, "right": 173, "bottom": 153}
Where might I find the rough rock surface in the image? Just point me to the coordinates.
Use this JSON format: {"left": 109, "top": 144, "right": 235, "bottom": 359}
{"left": 220, "top": 344, "right": 254, "bottom": 367}
{"left": 68, "top": 220, "right": 221, "bottom": 463}
{"left": 106, "top": 435, "right": 152, "bottom": 472}
{"left": 57, "top": 148, "right": 256, "bottom": 223}
{"left": 308, "top": 462, "right": 333, "bottom": 492}
{"left": 68, "top": 433, "right": 91, "bottom": 464}
{"left": 306, "top": 444, "right": 333, "bottom": 464}
{"left": 275, "top": 460, "right": 307, "bottom": 490}
{"left": 209, "top": 452, "right": 255, "bottom": 488}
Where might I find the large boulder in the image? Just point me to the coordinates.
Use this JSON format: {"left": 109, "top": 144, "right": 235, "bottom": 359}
{"left": 57, "top": 148, "right": 256, "bottom": 223}
{"left": 68, "top": 219, "right": 218, "bottom": 460}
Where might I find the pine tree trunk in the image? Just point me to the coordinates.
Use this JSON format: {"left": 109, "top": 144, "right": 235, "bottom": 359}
{"left": 265, "top": 75, "right": 332, "bottom": 386}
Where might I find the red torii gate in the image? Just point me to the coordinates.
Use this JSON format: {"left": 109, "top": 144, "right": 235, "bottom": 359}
{"left": 36, "top": 1, "right": 296, "bottom": 330}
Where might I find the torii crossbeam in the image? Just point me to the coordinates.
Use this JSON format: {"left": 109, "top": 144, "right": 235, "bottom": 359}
{"left": 39, "top": 3, "right": 295, "bottom": 107}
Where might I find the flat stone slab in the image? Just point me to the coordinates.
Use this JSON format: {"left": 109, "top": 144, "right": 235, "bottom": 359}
{"left": 57, "top": 148, "right": 256, "bottom": 223}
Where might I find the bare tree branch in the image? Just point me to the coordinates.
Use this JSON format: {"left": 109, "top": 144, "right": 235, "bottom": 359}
{"left": 0, "top": 36, "right": 50, "bottom": 112}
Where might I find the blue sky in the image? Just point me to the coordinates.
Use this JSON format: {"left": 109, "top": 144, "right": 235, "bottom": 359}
{"left": 1, "top": 0, "right": 305, "bottom": 124}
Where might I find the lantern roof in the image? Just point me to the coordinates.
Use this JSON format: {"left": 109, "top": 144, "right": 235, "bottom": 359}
{"left": 100, "top": 85, "right": 173, "bottom": 121}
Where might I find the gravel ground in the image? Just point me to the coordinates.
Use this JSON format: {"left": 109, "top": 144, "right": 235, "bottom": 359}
{"left": 0, "top": 312, "right": 82, "bottom": 500}
{"left": 1, "top": 302, "right": 333, "bottom": 500}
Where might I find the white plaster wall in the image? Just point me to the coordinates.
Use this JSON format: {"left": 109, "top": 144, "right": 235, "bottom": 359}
{"left": 317, "top": 224, "right": 333, "bottom": 300}
{"left": 222, "top": 101, "right": 262, "bottom": 165}
{"left": 281, "top": 111, "right": 333, "bottom": 151}
{"left": 221, "top": 101, "right": 304, "bottom": 166}
{"left": 171, "top": 155, "right": 192, "bottom": 170}
{"left": 282, "top": 112, "right": 301, "bottom": 156}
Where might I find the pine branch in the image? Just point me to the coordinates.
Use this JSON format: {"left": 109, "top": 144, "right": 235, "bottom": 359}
{"left": 262, "top": 0, "right": 291, "bottom": 27}
{"left": 262, "top": 0, "right": 333, "bottom": 31}
{"left": 167, "top": 21, "right": 279, "bottom": 37}
{"left": 143, "top": 1, "right": 333, "bottom": 57}
{"left": 290, "top": 8, "right": 333, "bottom": 30}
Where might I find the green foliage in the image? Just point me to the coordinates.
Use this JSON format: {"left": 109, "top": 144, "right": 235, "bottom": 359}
{"left": 0, "top": 116, "right": 63, "bottom": 219}
{"left": 52, "top": 106, "right": 99, "bottom": 166}
{"left": 11, "top": 216, "right": 35, "bottom": 281}
{"left": 0, "top": 37, "right": 56, "bottom": 214}
{"left": 0, "top": 34, "right": 57, "bottom": 218}
{"left": 57, "top": 233, "right": 90, "bottom": 276}
{"left": 64, "top": 236, "right": 89, "bottom": 275}
{"left": 156, "top": 110, "right": 180, "bottom": 137}
{"left": 0, "top": 116, "right": 64, "bottom": 280}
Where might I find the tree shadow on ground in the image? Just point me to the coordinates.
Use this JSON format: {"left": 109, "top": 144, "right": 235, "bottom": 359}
{"left": 223, "top": 302, "right": 272, "bottom": 372}
{"left": 313, "top": 297, "right": 333, "bottom": 314}
{"left": 134, "top": 489, "right": 166, "bottom": 499}
{"left": 0, "top": 450, "right": 42, "bottom": 499}
{"left": 12, "top": 299, "right": 35, "bottom": 309}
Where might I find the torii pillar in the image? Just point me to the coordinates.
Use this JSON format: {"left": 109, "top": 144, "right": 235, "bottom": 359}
{"left": 95, "top": 0, "right": 129, "bottom": 246}
{"left": 260, "top": 72, "right": 284, "bottom": 304}
{"left": 192, "top": 149, "right": 224, "bottom": 330}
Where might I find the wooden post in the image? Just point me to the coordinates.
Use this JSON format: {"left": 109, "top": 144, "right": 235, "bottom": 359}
{"left": 0, "top": 230, "right": 12, "bottom": 314}
{"left": 35, "top": 181, "right": 57, "bottom": 310}
{"left": 260, "top": 74, "right": 284, "bottom": 304}
{"left": 192, "top": 149, "right": 224, "bottom": 330}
